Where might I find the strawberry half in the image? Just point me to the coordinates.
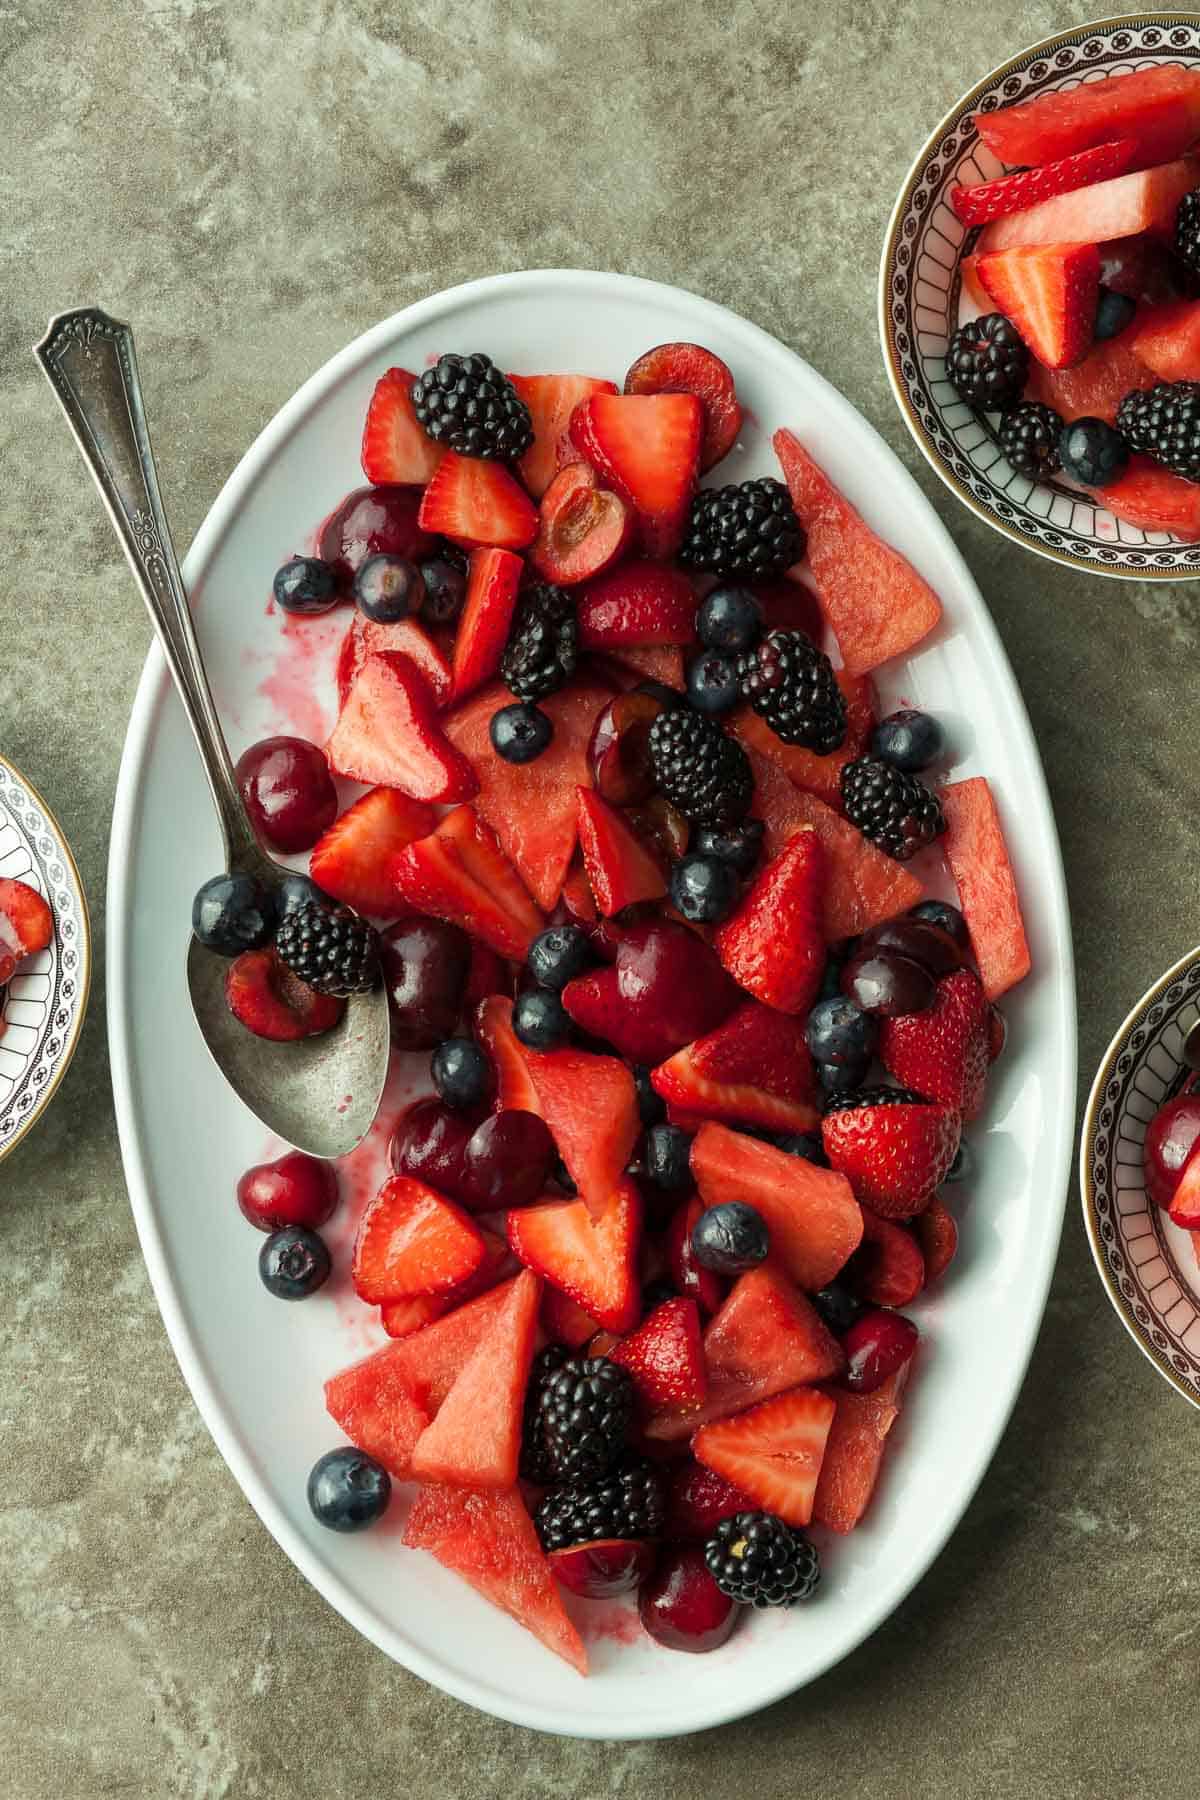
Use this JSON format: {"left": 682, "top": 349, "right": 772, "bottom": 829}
{"left": 352, "top": 1174, "right": 486, "bottom": 1303}
{"left": 224, "top": 950, "right": 343, "bottom": 1041}
{"left": 475, "top": 994, "right": 542, "bottom": 1114}
{"left": 361, "top": 366, "right": 445, "bottom": 485}
{"left": 950, "top": 139, "right": 1137, "bottom": 227}
{"left": 309, "top": 786, "right": 435, "bottom": 916}
{"left": 326, "top": 651, "right": 478, "bottom": 803}
{"left": 570, "top": 392, "right": 702, "bottom": 559}
{"left": 391, "top": 804, "right": 546, "bottom": 960}
{"left": 822, "top": 1095, "right": 960, "bottom": 1220}
{"left": 509, "top": 372, "right": 618, "bottom": 499}
{"left": 336, "top": 613, "right": 453, "bottom": 711}
{"left": 417, "top": 450, "right": 537, "bottom": 550}
{"left": 523, "top": 1042, "right": 639, "bottom": 1216}
{"left": 976, "top": 241, "right": 1100, "bottom": 369}
{"left": 608, "top": 1296, "right": 705, "bottom": 1410}
{"left": 880, "top": 967, "right": 990, "bottom": 1120}
{"left": 623, "top": 341, "right": 742, "bottom": 473}
{"left": 507, "top": 1179, "right": 642, "bottom": 1333}
{"left": 451, "top": 547, "right": 525, "bottom": 702}
{"left": 693, "top": 1386, "right": 837, "bottom": 1528}
{"left": 541, "top": 1285, "right": 603, "bottom": 1349}
{"left": 714, "top": 827, "right": 825, "bottom": 1014}
{"left": 0, "top": 877, "right": 53, "bottom": 960}
{"left": 690, "top": 1120, "right": 863, "bottom": 1292}
{"left": 651, "top": 1002, "right": 819, "bottom": 1135}
{"left": 409, "top": 1269, "right": 541, "bottom": 1488}
{"left": 575, "top": 559, "right": 698, "bottom": 648}
{"left": 379, "top": 1228, "right": 513, "bottom": 1337}
{"left": 664, "top": 1461, "right": 758, "bottom": 1541}
{"left": 575, "top": 786, "right": 667, "bottom": 916}
{"left": 528, "top": 461, "right": 633, "bottom": 586}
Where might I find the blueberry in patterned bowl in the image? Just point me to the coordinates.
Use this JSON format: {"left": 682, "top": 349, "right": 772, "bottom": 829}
{"left": 0, "top": 753, "right": 90, "bottom": 1164}
{"left": 880, "top": 15, "right": 1200, "bottom": 580}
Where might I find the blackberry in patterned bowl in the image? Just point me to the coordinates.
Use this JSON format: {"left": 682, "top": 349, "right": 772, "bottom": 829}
{"left": 880, "top": 16, "right": 1200, "bottom": 580}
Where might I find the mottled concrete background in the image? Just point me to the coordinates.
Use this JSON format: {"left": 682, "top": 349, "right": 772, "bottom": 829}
{"left": 3, "top": 2, "right": 1199, "bottom": 1795}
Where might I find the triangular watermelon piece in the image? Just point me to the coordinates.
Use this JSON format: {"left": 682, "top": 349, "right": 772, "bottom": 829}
{"left": 690, "top": 1120, "right": 863, "bottom": 1291}
{"left": 507, "top": 1180, "right": 641, "bottom": 1332}
{"left": 380, "top": 1278, "right": 518, "bottom": 1413}
{"left": 1129, "top": 299, "right": 1200, "bottom": 382}
{"left": 773, "top": 430, "right": 942, "bottom": 675}
{"left": 1099, "top": 457, "right": 1200, "bottom": 541}
{"left": 324, "top": 1349, "right": 431, "bottom": 1481}
{"left": 409, "top": 1270, "right": 541, "bottom": 1487}
{"left": 1026, "top": 331, "right": 1155, "bottom": 424}
{"left": 940, "top": 777, "right": 1031, "bottom": 1000}
{"left": 444, "top": 676, "right": 615, "bottom": 910}
{"left": 977, "top": 156, "right": 1200, "bottom": 253}
{"left": 403, "top": 1483, "right": 587, "bottom": 1673}
{"left": 974, "top": 64, "right": 1200, "bottom": 172}
{"left": 812, "top": 1362, "right": 911, "bottom": 1533}
{"left": 576, "top": 786, "right": 667, "bottom": 915}
{"left": 523, "top": 1043, "right": 639, "bottom": 1216}
{"left": 650, "top": 1001, "right": 819, "bottom": 1134}
{"left": 692, "top": 1386, "right": 837, "bottom": 1527}
{"left": 730, "top": 668, "right": 876, "bottom": 811}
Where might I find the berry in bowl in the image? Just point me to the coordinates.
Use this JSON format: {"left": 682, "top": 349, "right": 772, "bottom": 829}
{"left": 881, "top": 18, "right": 1200, "bottom": 577}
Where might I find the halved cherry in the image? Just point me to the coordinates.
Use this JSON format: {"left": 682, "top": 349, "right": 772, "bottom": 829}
{"left": 638, "top": 1544, "right": 737, "bottom": 1651}
{"left": 588, "top": 690, "right": 666, "bottom": 806}
{"left": 623, "top": 343, "right": 742, "bottom": 473}
{"left": 550, "top": 1538, "right": 657, "bottom": 1598}
{"left": 624, "top": 794, "right": 689, "bottom": 868}
{"left": 528, "top": 462, "right": 634, "bottom": 586}
{"left": 224, "top": 950, "right": 344, "bottom": 1042}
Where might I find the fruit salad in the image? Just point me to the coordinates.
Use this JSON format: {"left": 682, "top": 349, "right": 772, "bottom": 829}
{"left": 1144, "top": 1077, "right": 1200, "bottom": 1257}
{"left": 948, "top": 63, "right": 1200, "bottom": 540}
{"left": 200, "top": 338, "right": 1033, "bottom": 1672}
{"left": 0, "top": 877, "right": 54, "bottom": 1038}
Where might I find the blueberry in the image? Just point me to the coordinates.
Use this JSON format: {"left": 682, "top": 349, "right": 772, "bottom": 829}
{"left": 431, "top": 1036, "right": 491, "bottom": 1110}
{"left": 685, "top": 649, "right": 740, "bottom": 715}
{"left": 259, "top": 1226, "right": 332, "bottom": 1299}
{"left": 805, "top": 994, "right": 878, "bottom": 1067}
{"left": 690, "top": 1201, "right": 770, "bottom": 1275}
{"left": 273, "top": 556, "right": 339, "bottom": 615}
{"left": 353, "top": 553, "right": 424, "bottom": 623}
{"left": 811, "top": 1281, "right": 864, "bottom": 1335}
{"left": 528, "top": 924, "right": 593, "bottom": 991}
{"left": 692, "top": 817, "right": 764, "bottom": 876}
{"left": 818, "top": 1054, "right": 870, "bottom": 1100}
{"left": 192, "top": 871, "right": 277, "bottom": 955}
{"left": 871, "top": 709, "right": 944, "bottom": 774}
{"left": 277, "top": 871, "right": 334, "bottom": 919}
{"left": 419, "top": 556, "right": 468, "bottom": 626}
{"left": 697, "top": 585, "right": 763, "bottom": 653}
{"left": 1059, "top": 416, "right": 1129, "bottom": 487}
{"left": 1094, "top": 287, "right": 1136, "bottom": 342}
{"left": 491, "top": 702, "right": 553, "bottom": 763}
{"left": 307, "top": 1447, "right": 391, "bottom": 1532}
{"left": 634, "top": 1064, "right": 667, "bottom": 1129}
{"left": 643, "top": 1123, "right": 693, "bottom": 1189}
{"left": 909, "top": 899, "right": 971, "bottom": 952}
{"left": 946, "top": 1139, "right": 972, "bottom": 1184}
{"left": 513, "top": 986, "right": 571, "bottom": 1049}
{"left": 669, "top": 853, "right": 739, "bottom": 924}
{"left": 773, "top": 1130, "right": 826, "bottom": 1164}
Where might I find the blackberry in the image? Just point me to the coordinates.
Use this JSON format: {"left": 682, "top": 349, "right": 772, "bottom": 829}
{"left": 647, "top": 709, "right": 753, "bottom": 831}
{"left": 998, "top": 402, "right": 1063, "bottom": 480}
{"left": 274, "top": 902, "right": 379, "bottom": 995}
{"left": 520, "top": 1344, "right": 570, "bottom": 1484}
{"left": 679, "top": 478, "right": 804, "bottom": 581}
{"left": 1116, "top": 382, "right": 1200, "bottom": 483}
{"left": 537, "top": 1355, "right": 634, "bottom": 1482}
{"left": 410, "top": 352, "right": 533, "bottom": 460}
{"left": 500, "top": 584, "right": 578, "bottom": 702}
{"left": 945, "top": 314, "right": 1028, "bottom": 409}
{"left": 823, "top": 1083, "right": 927, "bottom": 1115}
{"left": 534, "top": 1457, "right": 666, "bottom": 1551}
{"left": 736, "top": 629, "right": 847, "bottom": 752}
{"left": 704, "top": 1511, "right": 820, "bottom": 1607}
{"left": 840, "top": 756, "right": 945, "bottom": 862}
{"left": 1175, "top": 188, "right": 1200, "bottom": 275}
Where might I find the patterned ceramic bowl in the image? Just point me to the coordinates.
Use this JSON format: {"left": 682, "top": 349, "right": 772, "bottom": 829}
{"left": 0, "top": 754, "right": 90, "bottom": 1164}
{"left": 1081, "top": 946, "right": 1200, "bottom": 1407}
{"left": 880, "top": 14, "right": 1200, "bottom": 580}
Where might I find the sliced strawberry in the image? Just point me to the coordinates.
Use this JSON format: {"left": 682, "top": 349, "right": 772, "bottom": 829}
{"left": 950, "top": 139, "right": 1137, "bottom": 227}
{"left": 450, "top": 546, "right": 524, "bottom": 702}
{"left": 693, "top": 1386, "right": 837, "bottom": 1527}
{"left": 561, "top": 918, "right": 740, "bottom": 1066}
{"left": 975, "top": 67, "right": 1200, "bottom": 180}
{"left": 325, "top": 1347, "right": 429, "bottom": 1481}
{"left": 528, "top": 461, "right": 633, "bottom": 586}
{"left": 361, "top": 366, "right": 445, "bottom": 485}
{"left": 714, "top": 828, "right": 825, "bottom": 1014}
{"left": 773, "top": 430, "right": 942, "bottom": 675}
{"left": 309, "top": 786, "right": 434, "bottom": 916}
{"left": 444, "top": 675, "right": 615, "bottom": 910}
{"left": 879, "top": 968, "right": 990, "bottom": 1120}
{"left": 812, "top": 1363, "right": 910, "bottom": 1533}
{"left": 976, "top": 241, "right": 1100, "bottom": 369}
{"left": 732, "top": 668, "right": 876, "bottom": 813}
{"left": 417, "top": 451, "right": 537, "bottom": 550}
{"left": 666, "top": 1194, "right": 728, "bottom": 1318}
{"left": 524, "top": 1043, "right": 639, "bottom": 1216}
{"left": 664, "top": 1461, "right": 758, "bottom": 1540}
{"left": 558, "top": 854, "right": 598, "bottom": 926}
{"left": 570, "top": 392, "right": 702, "bottom": 558}
{"left": 913, "top": 1197, "right": 958, "bottom": 1286}
{"left": 646, "top": 1266, "right": 843, "bottom": 1441}
{"left": 409, "top": 1269, "right": 541, "bottom": 1487}
{"left": 846, "top": 1209, "right": 925, "bottom": 1307}
{"left": 391, "top": 804, "right": 545, "bottom": 959}
{"left": 352, "top": 1174, "right": 486, "bottom": 1303}
{"left": 379, "top": 1278, "right": 518, "bottom": 1412}
{"left": 475, "top": 994, "right": 541, "bottom": 1115}
{"left": 541, "top": 1285, "right": 603, "bottom": 1349}
{"left": 940, "top": 778, "right": 1031, "bottom": 1001}
{"left": 336, "top": 613, "right": 453, "bottom": 711}
{"left": 623, "top": 342, "right": 742, "bottom": 473}
{"left": 576, "top": 559, "right": 697, "bottom": 649}
{"left": 575, "top": 786, "right": 667, "bottom": 916}
{"left": 1099, "top": 455, "right": 1200, "bottom": 542}
{"left": 609, "top": 1296, "right": 705, "bottom": 1410}
{"left": 0, "top": 878, "right": 53, "bottom": 959}
{"left": 378, "top": 1228, "right": 512, "bottom": 1337}
{"left": 509, "top": 372, "right": 618, "bottom": 499}
{"left": 1169, "top": 1156, "right": 1200, "bottom": 1230}
{"left": 224, "top": 950, "right": 343, "bottom": 1041}
{"left": 652, "top": 1003, "right": 818, "bottom": 1135}
{"left": 822, "top": 1098, "right": 960, "bottom": 1220}
{"left": 326, "top": 651, "right": 478, "bottom": 803}
{"left": 690, "top": 1120, "right": 863, "bottom": 1291}
{"left": 507, "top": 1179, "right": 641, "bottom": 1332}
{"left": 403, "top": 1483, "right": 587, "bottom": 1673}
{"left": 978, "top": 156, "right": 1200, "bottom": 254}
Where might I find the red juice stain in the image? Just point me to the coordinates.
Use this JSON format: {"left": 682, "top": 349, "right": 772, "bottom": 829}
{"left": 255, "top": 609, "right": 344, "bottom": 746}
{"left": 581, "top": 1602, "right": 643, "bottom": 1646}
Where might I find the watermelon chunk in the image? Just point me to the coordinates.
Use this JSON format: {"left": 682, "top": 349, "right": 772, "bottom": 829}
{"left": 383, "top": 1279, "right": 520, "bottom": 1413}
{"left": 650, "top": 1001, "right": 819, "bottom": 1135}
{"left": 1026, "top": 330, "right": 1156, "bottom": 424}
{"left": 523, "top": 1043, "right": 639, "bottom": 1216}
{"left": 940, "top": 778, "right": 1031, "bottom": 1000}
{"left": 812, "top": 1363, "right": 910, "bottom": 1533}
{"left": 978, "top": 157, "right": 1200, "bottom": 253}
{"left": 974, "top": 66, "right": 1200, "bottom": 172}
{"left": 730, "top": 669, "right": 876, "bottom": 812}
{"left": 773, "top": 430, "right": 942, "bottom": 674}
{"left": 444, "top": 676, "right": 615, "bottom": 910}
{"left": 1129, "top": 298, "right": 1200, "bottom": 381}
{"left": 323, "top": 1353, "right": 430, "bottom": 1482}
{"left": 1098, "top": 456, "right": 1200, "bottom": 541}
{"left": 404, "top": 1484, "right": 587, "bottom": 1673}
{"left": 975, "top": 241, "right": 1100, "bottom": 369}
{"left": 690, "top": 1121, "right": 863, "bottom": 1291}
{"left": 410, "top": 1270, "right": 541, "bottom": 1487}
{"left": 507, "top": 1180, "right": 641, "bottom": 1333}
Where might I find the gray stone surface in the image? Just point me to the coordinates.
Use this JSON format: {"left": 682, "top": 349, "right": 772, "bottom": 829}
{"left": 3, "top": 1, "right": 1198, "bottom": 1793}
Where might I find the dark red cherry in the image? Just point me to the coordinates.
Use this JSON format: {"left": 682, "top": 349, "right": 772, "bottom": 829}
{"left": 379, "top": 915, "right": 472, "bottom": 1050}
{"left": 861, "top": 916, "right": 962, "bottom": 978}
{"left": 388, "top": 1095, "right": 483, "bottom": 1202}
{"left": 841, "top": 1307, "right": 919, "bottom": 1393}
{"left": 461, "top": 1110, "right": 556, "bottom": 1211}
{"left": 1144, "top": 1093, "right": 1200, "bottom": 1210}
{"left": 551, "top": 1539, "right": 657, "bottom": 1598}
{"left": 840, "top": 948, "right": 935, "bottom": 1018}
{"left": 638, "top": 1545, "right": 738, "bottom": 1652}
{"left": 318, "top": 485, "right": 433, "bottom": 588}
{"left": 588, "top": 691, "right": 666, "bottom": 807}
{"left": 235, "top": 736, "right": 338, "bottom": 854}
{"left": 236, "top": 1152, "right": 339, "bottom": 1232}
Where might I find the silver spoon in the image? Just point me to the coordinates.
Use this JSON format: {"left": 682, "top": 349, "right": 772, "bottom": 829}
{"left": 35, "top": 307, "right": 389, "bottom": 1157}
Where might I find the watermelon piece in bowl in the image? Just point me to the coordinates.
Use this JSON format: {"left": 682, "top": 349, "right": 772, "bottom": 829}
{"left": 977, "top": 157, "right": 1200, "bottom": 254}
{"left": 1097, "top": 457, "right": 1200, "bottom": 542}
{"left": 973, "top": 65, "right": 1200, "bottom": 172}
